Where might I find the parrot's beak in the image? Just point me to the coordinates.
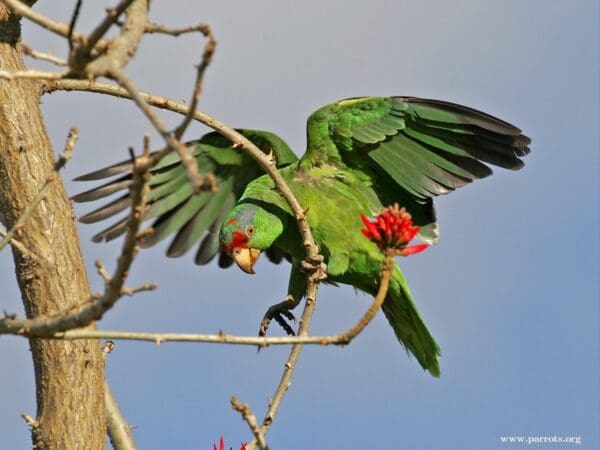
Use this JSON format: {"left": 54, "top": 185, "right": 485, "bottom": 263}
{"left": 231, "top": 248, "right": 261, "bottom": 274}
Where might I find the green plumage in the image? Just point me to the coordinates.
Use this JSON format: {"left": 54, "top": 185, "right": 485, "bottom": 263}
{"left": 74, "top": 97, "right": 530, "bottom": 376}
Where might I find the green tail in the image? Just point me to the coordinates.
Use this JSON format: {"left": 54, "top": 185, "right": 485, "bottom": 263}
{"left": 381, "top": 267, "right": 441, "bottom": 377}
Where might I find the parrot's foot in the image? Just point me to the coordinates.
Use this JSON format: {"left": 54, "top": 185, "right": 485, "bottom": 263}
{"left": 301, "top": 255, "right": 327, "bottom": 282}
{"left": 259, "top": 295, "right": 299, "bottom": 337}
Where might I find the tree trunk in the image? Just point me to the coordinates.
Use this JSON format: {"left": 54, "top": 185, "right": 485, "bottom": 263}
{"left": 0, "top": 7, "right": 105, "bottom": 450}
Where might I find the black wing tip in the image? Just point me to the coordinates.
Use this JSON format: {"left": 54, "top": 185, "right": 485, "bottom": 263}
{"left": 394, "top": 96, "right": 530, "bottom": 138}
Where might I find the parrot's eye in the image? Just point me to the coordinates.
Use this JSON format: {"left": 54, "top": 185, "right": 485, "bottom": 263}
{"left": 245, "top": 225, "right": 255, "bottom": 236}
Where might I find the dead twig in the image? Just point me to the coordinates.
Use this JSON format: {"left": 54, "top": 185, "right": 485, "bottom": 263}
{"left": 231, "top": 396, "right": 267, "bottom": 450}
{"left": 21, "top": 44, "right": 68, "bottom": 66}
{"left": 110, "top": 70, "right": 205, "bottom": 193}
{"left": 105, "top": 343, "right": 138, "bottom": 450}
{"left": 0, "top": 228, "right": 39, "bottom": 261}
{"left": 0, "top": 0, "right": 85, "bottom": 42}
{"left": 143, "top": 21, "right": 212, "bottom": 37}
{"left": 30, "top": 260, "right": 390, "bottom": 346}
{"left": 68, "top": 0, "right": 138, "bottom": 72}
{"left": 173, "top": 23, "right": 216, "bottom": 140}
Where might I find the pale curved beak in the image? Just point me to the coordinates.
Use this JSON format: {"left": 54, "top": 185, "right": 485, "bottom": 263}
{"left": 231, "top": 248, "right": 261, "bottom": 274}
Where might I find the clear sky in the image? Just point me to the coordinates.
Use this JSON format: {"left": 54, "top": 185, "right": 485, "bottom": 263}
{"left": 1, "top": 1, "right": 598, "bottom": 449}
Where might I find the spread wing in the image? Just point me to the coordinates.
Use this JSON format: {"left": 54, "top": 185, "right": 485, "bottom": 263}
{"left": 73, "top": 130, "right": 298, "bottom": 267}
{"left": 300, "top": 96, "right": 531, "bottom": 241}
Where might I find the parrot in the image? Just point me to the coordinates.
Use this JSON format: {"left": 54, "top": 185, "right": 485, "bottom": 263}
{"left": 73, "top": 96, "right": 530, "bottom": 377}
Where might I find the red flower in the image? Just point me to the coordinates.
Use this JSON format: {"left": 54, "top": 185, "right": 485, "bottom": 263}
{"left": 360, "top": 204, "right": 428, "bottom": 256}
{"left": 213, "top": 437, "right": 225, "bottom": 450}
{"left": 212, "top": 437, "right": 247, "bottom": 450}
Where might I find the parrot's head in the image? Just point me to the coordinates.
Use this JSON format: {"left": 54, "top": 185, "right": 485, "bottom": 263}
{"left": 219, "top": 203, "right": 284, "bottom": 274}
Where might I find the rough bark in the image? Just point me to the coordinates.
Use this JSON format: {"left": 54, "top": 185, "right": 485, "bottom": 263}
{"left": 0, "top": 6, "right": 105, "bottom": 450}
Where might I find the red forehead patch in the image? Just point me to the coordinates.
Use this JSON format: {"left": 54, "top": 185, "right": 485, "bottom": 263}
{"left": 225, "top": 217, "right": 238, "bottom": 226}
{"left": 222, "top": 231, "right": 248, "bottom": 253}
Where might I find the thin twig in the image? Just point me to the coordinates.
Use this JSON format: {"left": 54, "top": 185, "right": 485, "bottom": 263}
{"left": 106, "top": 382, "right": 138, "bottom": 450}
{"left": 21, "top": 412, "right": 40, "bottom": 444}
{"left": 26, "top": 265, "right": 390, "bottom": 344}
{"left": 104, "top": 340, "right": 138, "bottom": 449}
{"left": 0, "top": 126, "right": 78, "bottom": 253}
{"left": 110, "top": 70, "right": 205, "bottom": 193}
{"left": 0, "top": 228, "right": 39, "bottom": 261}
{"left": 68, "top": 0, "right": 138, "bottom": 72}
{"left": 143, "top": 22, "right": 211, "bottom": 37}
{"left": 173, "top": 23, "right": 216, "bottom": 140}
{"left": 21, "top": 44, "right": 68, "bottom": 66}
{"left": 80, "top": 0, "right": 147, "bottom": 76}
{"left": 0, "top": 0, "right": 84, "bottom": 41}
{"left": 231, "top": 396, "right": 268, "bottom": 450}
{"left": 67, "top": 0, "right": 83, "bottom": 52}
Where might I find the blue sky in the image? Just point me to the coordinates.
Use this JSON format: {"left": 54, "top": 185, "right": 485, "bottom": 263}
{"left": 1, "top": 1, "right": 598, "bottom": 449}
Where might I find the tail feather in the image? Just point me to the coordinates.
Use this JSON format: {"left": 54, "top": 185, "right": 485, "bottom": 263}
{"left": 381, "top": 267, "right": 441, "bottom": 377}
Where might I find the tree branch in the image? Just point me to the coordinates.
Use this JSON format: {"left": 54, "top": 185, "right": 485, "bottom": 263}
{"left": 231, "top": 396, "right": 267, "bottom": 450}
{"left": 142, "top": 21, "right": 212, "bottom": 37}
{"left": 21, "top": 43, "right": 68, "bottom": 66}
{"left": 173, "top": 23, "right": 216, "bottom": 140}
{"left": 13, "top": 259, "right": 391, "bottom": 347}
{"left": 104, "top": 342, "right": 138, "bottom": 450}
{"left": 0, "top": 0, "right": 84, "bottom": 41}
{"left": 106, "top": 382, "right": 138, "bottom": 450}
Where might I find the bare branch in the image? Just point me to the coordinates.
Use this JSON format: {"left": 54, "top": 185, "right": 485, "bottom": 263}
{"left": 324, "top": 253, "right": 393, "bottom": 344}
{"left": 84, "top": 0, "right": 136, "bottom": 53}
{"left": 0, "top": 0, "right": 83, "bottom": 41}
{"left": 79, "top": 0, "right": 147, "bottom": 76}
{"left": 106, "top": 382, "right": 138, "bottom": 450}
{"left": 25, "top": 262, "right": 390, "bottom": 345}
{"left": 0, "top": 126, "right": 78, "bottom": 253}
{"left": 110, "top": 70, "right": 205, "bottom": 193}
{"left": 67, "top": 0, "right": 83, "bottom": 52}
{"left": 0, "top": 228, "right": 39, "bottom": 261}
{"left": 104, "top": 341, "right": 138, "bottom": 450}
{"left": 231, "top": 396, "right": 268, "bottom": 450}
{"left": 21, "top": 44, "right": 68, "bottom": 66}
{"left": 173, "top": 23, "right": 216, "bottom": 140}
{"left": 143, "top": 21, "right": 211, "bottom": 37}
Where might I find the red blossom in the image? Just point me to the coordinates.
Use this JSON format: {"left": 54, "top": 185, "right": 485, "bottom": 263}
{"left": 360, "top": 204, "right": 428, "bottom": 256}
{"left": 213, "top": 437, "right": 225, "bottom": 450}
{"left": 212, "top": 437, "right": 247, "bottom": 450}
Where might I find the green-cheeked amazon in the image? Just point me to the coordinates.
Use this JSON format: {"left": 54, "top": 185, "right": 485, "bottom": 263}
{"left": 74, "top": 97, "right": 530, "bottom": 377}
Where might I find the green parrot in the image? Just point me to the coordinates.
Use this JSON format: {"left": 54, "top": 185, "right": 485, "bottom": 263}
{"left": 73, "top": 97, "right": 530, "bottom": 377}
